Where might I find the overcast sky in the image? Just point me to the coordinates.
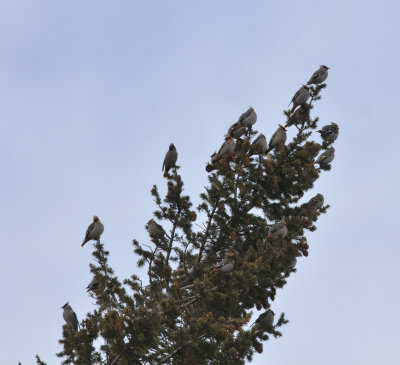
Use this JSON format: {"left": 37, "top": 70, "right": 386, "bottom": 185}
{"left": 1, "top": 1, "right": 400, "bottom": 364}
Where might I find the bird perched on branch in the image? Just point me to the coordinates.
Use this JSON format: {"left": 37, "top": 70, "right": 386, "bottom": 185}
{"left": 211, "top": 135, "right": 236, "bottom": 164}
{"left": 162, "top": 143, "right": 178, "bottom": 178}
{"left": 250, "top": 310, "right": 275, "bottom": 330}
{"left": 307, "top": 65, "right": 329, "bottom": 85}
{"left": 289, "top": 85, "right": 310, "bottom": 113}
{"left": 81, "top": 216, "right": 104, "bottom": 247}
{"left": 317, "top": 122, "right": 339, "bottom": 143}
{"left": 237, "top": 107, "right": 257, "bottom": 128}
{"left": 266, "top": 125, "right": 287, "bottom": 153}
{"left": 210, "top": 253, "right": 235, "bottom": 274}
{"left": 62, "top": 302, "right": 79, "bottom": 330}
{"left": 249, "top": 133, "right": 267, "bottom": 155}
{"left": 227, "top": 121, "right": 246, "bottom": 139}
{"left": 267, "top": 219, "right": 287, "bottom": 239}
{"left": 314, "top": 147, "right": 335, "bottom": 166}
{"left": 146, "top": 219, "right": 165, "bottom": 238}
{"left": 86, "top": 277, "right": 99, "bottom": 292}
{"left": 307, "top": 193, "right": 324, "bottom": 210}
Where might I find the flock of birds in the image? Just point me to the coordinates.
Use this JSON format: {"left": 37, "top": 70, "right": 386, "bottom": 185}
{"left": 62, "top": 65, "right": 339, "bottom": 334}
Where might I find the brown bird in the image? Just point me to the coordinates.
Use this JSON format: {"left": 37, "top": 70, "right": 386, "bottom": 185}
{"left": 81, "top": 216, "right": 104, "bottom": 247}
{"left": 162, "top": 143, "right": 178, "bottom": 178}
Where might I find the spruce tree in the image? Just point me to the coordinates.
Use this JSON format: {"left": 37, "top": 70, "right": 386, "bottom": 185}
{"left": 37, "top": 78, "right": 336, "bottom": 364}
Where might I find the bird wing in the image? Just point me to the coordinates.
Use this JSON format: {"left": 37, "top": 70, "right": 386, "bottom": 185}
{"left": 238, "top": 108, "right": 252, "bottom": 123}
{"left": 85, "top": 222, "right": 95, "bottom": 240}
{"left": 291, "top": 89, "right": 301, "bottom": 103}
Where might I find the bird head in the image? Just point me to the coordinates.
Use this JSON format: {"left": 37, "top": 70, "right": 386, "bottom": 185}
{"left": 226, "top": 253, "right": 235, "bottom": 259}
{"left": 224, "top": 134, "right": 232, "bottom": 140}
{"left": 93, "top": 216, "right": 99, "bottom": 222}
{"left": 278, "top": 124, "right": 287, "bottom": 131}
{"left": 280, "top": 219, "right": 286, "bottom": 225}
{"left": 62, "top": 302, "right": 70, "bottom": 309}
{"left": 169, "top": 143, "right": 175, "bottom": 150}
{"left": 303, "top": 85, "right": 310, "bottom": 90}
{"left": 321, "top": 65, "right": 329, "bottom": 70}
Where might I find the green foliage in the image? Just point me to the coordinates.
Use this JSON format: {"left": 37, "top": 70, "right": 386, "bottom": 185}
{"left": 39, "top": 82, "right": 335, "bottom": 364}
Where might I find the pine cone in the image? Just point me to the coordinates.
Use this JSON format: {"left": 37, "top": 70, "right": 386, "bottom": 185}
{"left": 190, "top": 211, "right": 197, "bottom": 221}
{"left": 230, "top": 231, "right": 237, "bottom": 240}
{"left": 272, "top": 176, "right": 279, "bottom": 189}
{"left": 244, "top": 156, "right": 251, "bottom": 166}
{"left": 218, "top": 202, "right": 225, "bottom": 213}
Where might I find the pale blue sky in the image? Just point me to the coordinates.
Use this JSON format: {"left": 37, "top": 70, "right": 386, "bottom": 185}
{"left": 1, "top": 1, "right": 399, "bottom": 364}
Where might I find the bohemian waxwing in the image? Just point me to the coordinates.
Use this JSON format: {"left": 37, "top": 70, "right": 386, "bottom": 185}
{"left": 210, "top": 253, "right": 235, "bottom": 274}
{"left": 250, "top": 310, "right": 275, "bottom": 329}
{"left": 228, "top": 121, "right": 246, "bottom": 139}
{"left": 249, "top": 133, "right": 267, "bottom": 155}
{"left": 267, "top": 219, "right": 288, "bottom": 239}
{"left": 266, "top": 125, "right": 287, "bottom": 153}
{"left": 86, "top": 277, "right": 99, "bottom": 292}
{"left": 307, "top": 193, "right": 324, "bottom": 210}
{"left": 290, "top": 85, "right": 310, "bottom": 113}
{"left": 317, "top": 122, "right": 339, "bottom": 143}
{"left": 162, "top": 143, "right": 178, "bottom": 178}
{"left": 314, "top": 147, "right": 335, "bottom": 166}
{"left": 237, "top": 107, "right": 257, "bottom": 127}
{"left": 81, "top": 216, "right": 104, "bottom": 247}
{"left": 307, "top": 65, "right": 329, "bottom": 85}
{"left": 62, "top": 302, "right": 79, "bottom": 330}
{"left": 212, "top": 135, "right": 236, "bottom": 164}
{"left": 146, "top": 219, "right": 165, "bottom": 238}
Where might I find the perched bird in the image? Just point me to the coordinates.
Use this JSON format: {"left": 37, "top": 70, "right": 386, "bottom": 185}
{"left": 228, "top": 121, "right": 246, "bottom": 139}
{"left": 288, "top": 257, "right": 297, "bottom": 270}
{"left": 62, "top": 302, "right": 79, "bottom": 330}
{"left": 81, "top": 216, "right": 104, "bottom": 247}
{"left": 162, "top": 143, "right": 178, "bottom": 178}
{"left": 266, "top": 125, "right": 287, "bottom": 153}
{"left": 212, "top": 135, "right": 236, "bottom": 164}
{"left": 290, "top": 85, "right": 310, "bottom": 113}
{"left": 314, "top": 147, "right": 335, "bottom": 166}
{"left": 307, "top": 193, "right": 324, "bottom": 210}
{"left": 317, "top": 122, "right": 339, "bottom": 143}
{"left": 146, "top": 219, "right": 165, "bottom": 238}
{"left": 211, "top": 253, "right": 235, "bottom": 274}
{"left": 267, "top": 219, "right": 288, "bottom": 239}
{"left": 250, "top": 310, "right": 275, "bottom": 330}
{"left": 237, "top": 107, "right": 257, "bottom": 128}
{"left": 86, "top": 277, "right": 99, "bottom": 292}
{"left": 249, "top": 133, "right": 267, "bottom": 155}
{"left": 307, "top": 65, "right": 329, "bottom": 85}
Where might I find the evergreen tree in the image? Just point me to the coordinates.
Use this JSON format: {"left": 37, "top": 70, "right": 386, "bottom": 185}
{"left": 37, "top": 79, "right": 336, "bottom": 364}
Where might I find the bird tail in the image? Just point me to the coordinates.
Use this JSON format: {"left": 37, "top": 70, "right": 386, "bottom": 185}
{"left": 81, "top": 241, "right": 87, "bottom": 247}
{"left": 290, "top": 105, "right": 296, "bottom": 114}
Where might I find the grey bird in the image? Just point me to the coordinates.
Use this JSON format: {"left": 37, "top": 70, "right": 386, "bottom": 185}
{"left": 86, "top": 277, "right": 99, "bottom": 292}
{"left": 266, "top": 125, "right": 287, "bottom": 153}
{"left": 307, "top": 65, "right": 329, "bottom": 85}
{"left": 210, "top": 253, "right": 235, "bottom": 274}
{"left": 249, "top": 133, "right": 267, "bottom": 155}
{"left": 62, "top": 302, "right": 79, "bottom": 330}
{"left": 81, "top": 216, "right": 104, "bottom": 247}
{"left": 237, "top": 107, "right": 257, "bottom": 128}
{"left": 317, "top": 122, "right": 339, "bottom": 143}
{"left": 250, "top": 310, "right": 275, "bottom": 330}
{"left": 307, "top": 193, "right": 324, "bottom": 210}
{"left": 228, "top": 121, "right": 246, "bottom": 139}
{"left": 290, "top": 85, "right": 310, "bottom": 113}
{"left": 314, "top": 147, "right": 335, "bottom": 166}
{"left": 146, "top": 219, "right": 165, "bottom": 238}
{"left": 212, "top": 135, "right": 236, "bottom": 164}
{"left": 162, "top": 143, "right": 178, "bottom": 178}
{"left": 267, "top": 219, "right": 287, "bottom": 239}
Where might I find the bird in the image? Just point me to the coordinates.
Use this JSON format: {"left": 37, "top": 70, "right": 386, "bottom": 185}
{"left": 317, "top": 122, "right": 339, "bottom": 143}
{"left": 266, "top": 125, "right": 287, "bottom": 153}
{"left": 289, "top": 85, "right": 310, "bottom": 113}
{"left": 86, "top": 277, "right": 99, "bottom": 292}
{"left": 237, "top": 107, "right": 257, "bottom": 128}
{"left": 227, "top": 121, "right": 246, "bottom": 139}
{"left": 212, "top": 135, "right": 236, "bottom": 164}
{"left": 250, "top": 310, "right": 275, "bottom": 330}
{"left": 62, "top": 302, "right": 79, "bottom": 330}
{"left": 162, "top": 143, "right": 178, "bottom": 178}
{"left": 210, "top": 253, "right": 235, "bottom": 274}
{"left": 81, "top": 216, "right": 104, "bottom": 247}
{"left": 307, "top": 193, "right": 324, "bottom": 210}
{"left": 314, "top": 147, "right": 335, "bottom": 166}
{"left": 267, "top": 219, "right": 287, "bottom": 239}
{"left": 249, "top": 133, "right": 267, "bottom": 155}
{"left": 307, "top": 65, "right": 329, "bottom": 85}
{"left": 146, "top": 219, "right": 165, "bottom": 238}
